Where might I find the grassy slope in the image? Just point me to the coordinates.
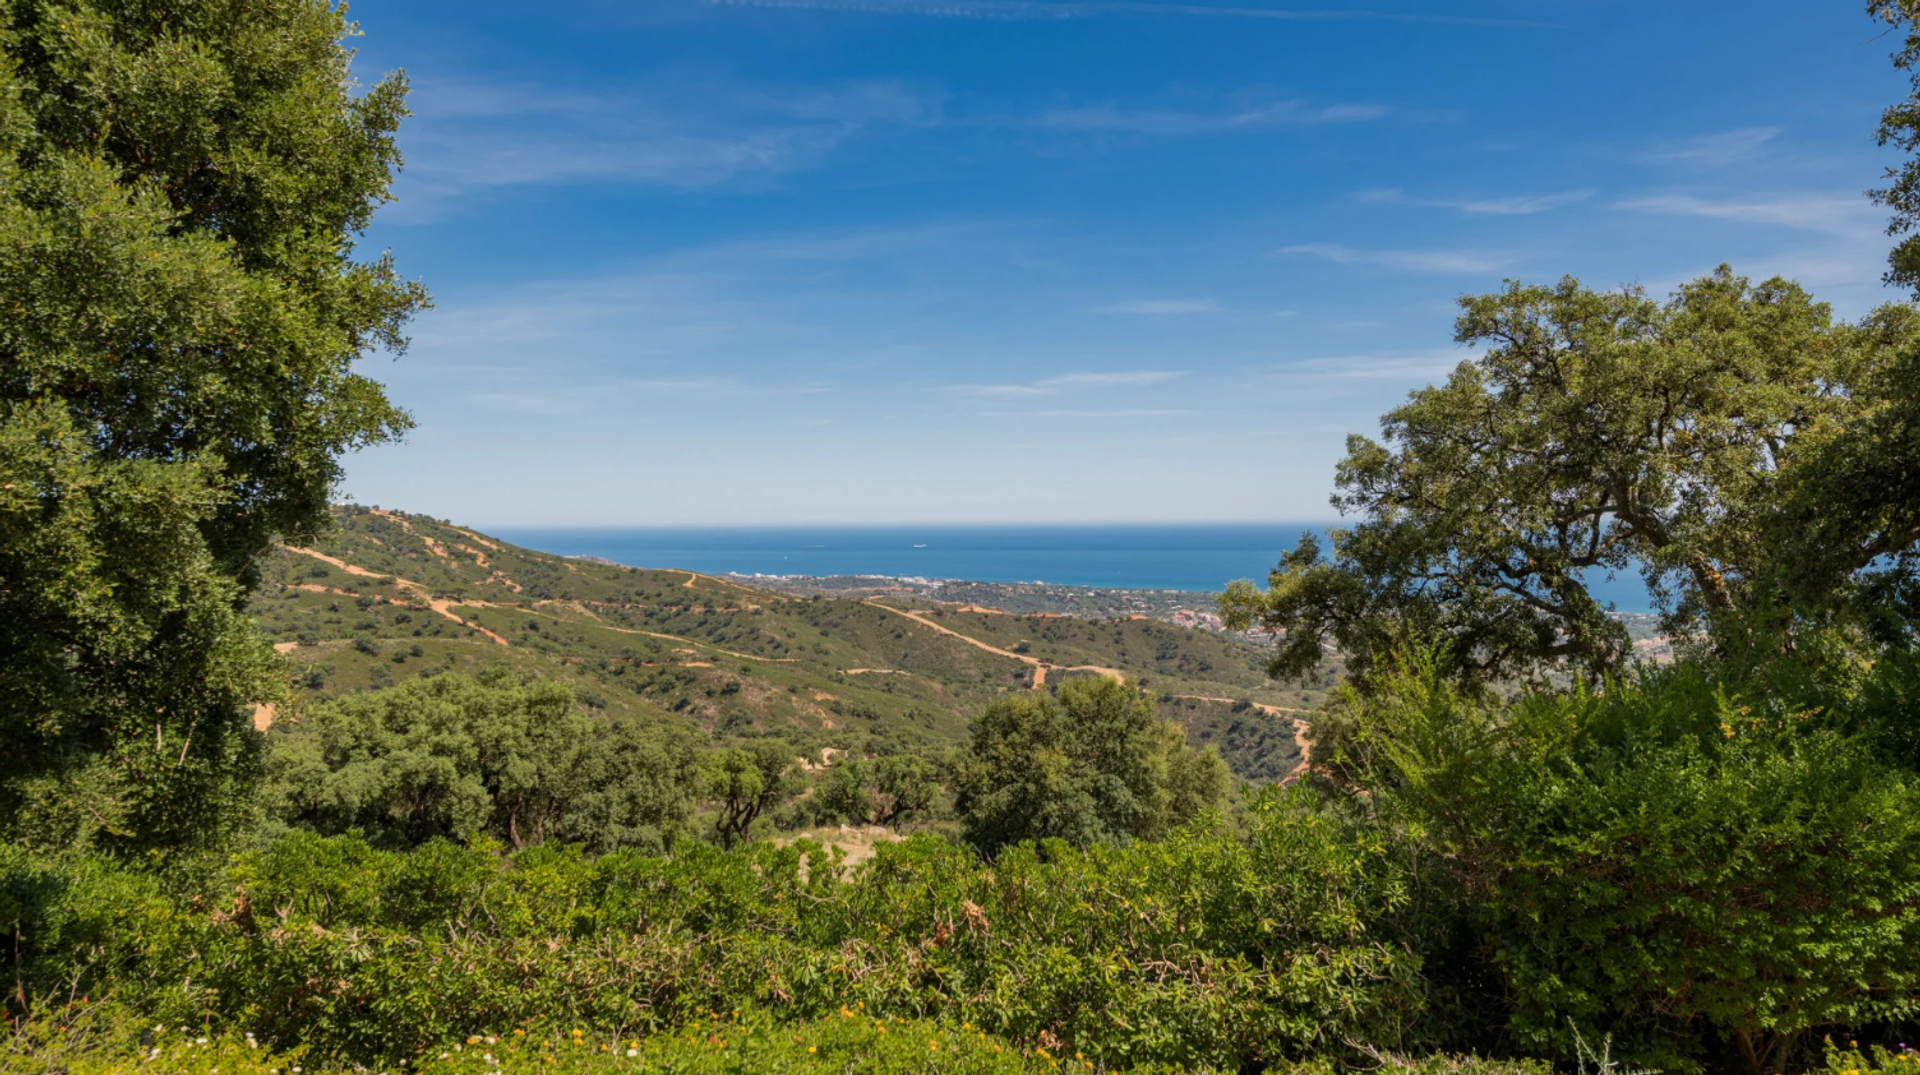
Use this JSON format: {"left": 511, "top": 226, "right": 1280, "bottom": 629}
{"left": 251, "top": 507, "right": 1317, "bottom": 779}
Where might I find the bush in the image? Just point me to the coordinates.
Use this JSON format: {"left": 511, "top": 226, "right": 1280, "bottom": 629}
{"left": 266, "top": 670, "right": 700, "bottom": 852}
{"left": 955, "top": 679, "right": 1228, "bottom": 854}
{"left": 1, "top": 1010, "right": 1562, "bottom": 1075}
{"left": 1337, "top": 649, "right": 1920, "bottom": 1072}
{"left": 1, "top": 786, "right": 1417, "bottom": 1071}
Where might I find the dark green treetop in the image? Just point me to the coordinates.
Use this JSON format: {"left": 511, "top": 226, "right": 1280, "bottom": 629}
{"left": 955, "top": 676, "right": 1227, "bottom": 854}
{"left": 1223, "top": 269, "right": 1920, "bottom": 690}
{"left": 0, "top": 0, "right": 424, "bottom": 851}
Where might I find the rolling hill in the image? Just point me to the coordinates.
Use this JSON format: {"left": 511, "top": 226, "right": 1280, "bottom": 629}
{"left": 249, "top": 506, "right": 1317, "bottom": 780}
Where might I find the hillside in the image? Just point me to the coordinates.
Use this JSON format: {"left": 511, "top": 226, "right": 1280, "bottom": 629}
{"left": 250, "top": 506, "right": 1318, "bottom": 779}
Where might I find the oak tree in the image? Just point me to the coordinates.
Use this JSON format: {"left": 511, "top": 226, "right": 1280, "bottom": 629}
{"left": 0, "top": 0, "right": 425, "bottom": 850}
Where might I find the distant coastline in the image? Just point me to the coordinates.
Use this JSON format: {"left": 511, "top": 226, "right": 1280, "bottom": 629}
{"left": 497, "top": 523, "right": 1657, "bottom": 613}
{"left": 492, "top": 523, "right": 1333, "bottom": 595}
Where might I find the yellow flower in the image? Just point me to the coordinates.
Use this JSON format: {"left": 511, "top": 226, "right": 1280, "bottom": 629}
{"left": 808, "top": 1046, "right": 817, "bottom": 1055}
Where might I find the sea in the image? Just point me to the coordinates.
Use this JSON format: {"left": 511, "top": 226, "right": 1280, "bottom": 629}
{"left": 491, "top": 523, "right": 1657, "bottom": 613}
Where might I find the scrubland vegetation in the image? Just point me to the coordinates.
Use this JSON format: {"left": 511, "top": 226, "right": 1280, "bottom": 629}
{"left": 10, "top": 2, "right": 1920, "bottom": 1074}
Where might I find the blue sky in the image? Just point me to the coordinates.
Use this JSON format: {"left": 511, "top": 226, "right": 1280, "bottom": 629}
{"left": 341, "top": 0, "right": 1909, "bottom": 526}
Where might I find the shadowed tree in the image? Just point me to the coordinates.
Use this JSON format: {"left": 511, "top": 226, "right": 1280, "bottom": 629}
{"left": 1223, "top": 269, "right": 1920, "bottom": 691}
{"left": 0, "top": 0, "right": 427, "bottom": 852}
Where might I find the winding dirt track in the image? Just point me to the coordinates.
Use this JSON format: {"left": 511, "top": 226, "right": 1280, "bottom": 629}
{"left": 520, "top": 605, "right": 800, "bottom": 664}
{"left": 864, "top": 599, "right": 1126, "bottom": 689}
{"left": 1169, "top": 695, "right": 1315, "bottom": 780}
{"left": 284, "top": 547, "right": 511, "bottom": 646}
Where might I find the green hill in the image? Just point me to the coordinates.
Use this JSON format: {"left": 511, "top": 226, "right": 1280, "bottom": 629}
{"left": 250, "top": 506, "right": 1318, "bottom": 779}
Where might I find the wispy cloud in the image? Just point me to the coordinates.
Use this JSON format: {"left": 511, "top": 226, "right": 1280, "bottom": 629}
{"left": 1278, "top": 243, "right": 1518, "bottom": 274}
{"left": 956, "top": 370, "right": 1186, "bottom": 396}
{"left": 978, "top": 408, "right": 1191, "bottom": 418}
{"left": 1093, "top": 299, "right": 1221, "bottom": 314}
{"left": 1275, "top": 350, "right": 1469, "bottom": 381}
{"left": 465, "top": 391, "right": 593, "bottom": 415}
{"left": 628, "top": 378, "right": 727, "bottom": 392}
{"left": 705, "top": 0, "right": 1557, "bottom": 28}
{"left": 1637, "top": 126, "right": 1779, "bottom": 167}
{"left": 391, "top": 77, "right": 936, "bottom": 217}
{"left": 1028, "top": 99, "right": 1387, "bottom": 135}
{"left": 1357, "top": 187, "right": 1595, "bottom": 215}
{"left": 1615, "top": 192, "right": 1879, "bottom": 237}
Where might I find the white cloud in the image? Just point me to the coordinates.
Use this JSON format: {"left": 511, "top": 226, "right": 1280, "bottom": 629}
{"left": 1357, "top": 187, "right": 1595, "bottom": 215}
{"left": 465, "top": 391, "right": 592, "bottom": 415}
{"left": 1278, "top": 243, "right": 1518, "bottom": 275}
{"left": 1274, "top": 350, "right": 1470, "bottom": 381}
{"left": 978, "top": 408, "right": 1190, "bottom": 418}
{"left": 1029, "top": 99, "right": 1387, "bottom": 136}
{"left": 1094, "top": 299, "right": 1221, "bottom": 314}
{"left": 1615, "top": 192, "right": 1879, "bottom": 237}
{"left": 1637, "top": 126, "right": 1779, "bottom": 167}
{"left": 389, "top": 77, "right": 936, "bottom": 217}
{"left": 703, "top": 0, "right": 1553, "bottom": 28}
{"left": 957, "top": 370, "right": 1186, "bottom": 396}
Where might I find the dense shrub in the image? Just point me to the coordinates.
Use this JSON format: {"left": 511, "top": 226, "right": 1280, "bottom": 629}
{"left": 266, "top": 670, "right": 701, "bottom": 852}
{"left": 3, "top": 1012, "right": 1562, "bottom": 1075}
{"left": 2, "top": 787, "right": 1417, "bottom": 1071}
{"left": 1335, "top": 650, "right": 1920, "bottom": 1073}
{"left": 955, "top": 678, "right": 1229, "bottom": 853}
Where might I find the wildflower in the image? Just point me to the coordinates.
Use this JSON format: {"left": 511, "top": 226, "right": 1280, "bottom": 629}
{"left": 469, "top": 1037, "right": 481, "bottom": 1045}
{"left": 626, "top": 1048, "right": 638, "bottom": 1058}
{"left": 197, "top": 1037, "right": 210, "bottom": 1045}
{"left": 514, "top": 1030, "right": 525, "bottom": 1038}
{"left": 808, "top": 1047, "right": 817, "bottom": 1055}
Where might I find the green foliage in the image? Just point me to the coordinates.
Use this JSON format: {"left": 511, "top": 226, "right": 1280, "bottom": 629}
{"left": 1335, "top": 647, "right": 1920, "bottom": 1072}
{"left": 1875, "top": 0, "right": 1920, "bottom": 290}
{"left": 1, "top": 789, "right": 1418, "bottom": 1071}
{"left": 3, "top": 1011, "right": 1559, "bottom": 1075}
{"left": 0, "top": 0, "right": 425, "bottom": 853}
{"left": 268, "top": 670, "right": 700, "bottom": 853}
{"left": 815, "top": 753, "right": 939, "bottom": 829}
{"left": 955, "top": 678, "right": 1229, "bottom": 855}
{"left": 1817, "top": 1041, "right": 1920, "bottom": 1075}
{"left": 704, "top": 741, "right": 796, "bottom": 848}
{"left": 1222, "top": 269, "right": 1920, "bottom": 690}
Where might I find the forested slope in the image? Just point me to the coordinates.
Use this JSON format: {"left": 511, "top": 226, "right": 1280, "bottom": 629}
{"left": 249, "top": 506, "right": 1313, "bottom": 778}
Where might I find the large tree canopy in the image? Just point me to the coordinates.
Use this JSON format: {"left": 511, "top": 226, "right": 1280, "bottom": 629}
{"left": 0, "top": 0, "right": 424, "bottom": 851}
{"left": 1223, "top": 268, "right": 1920, "bottom": 689}
{"left": 955, "top": 676, "right": 1228, "bottom": 854}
